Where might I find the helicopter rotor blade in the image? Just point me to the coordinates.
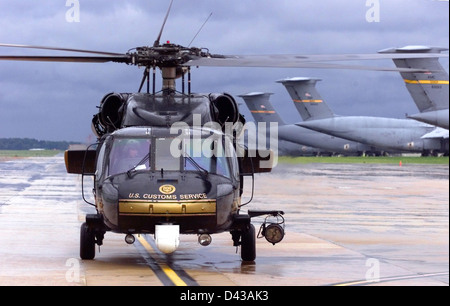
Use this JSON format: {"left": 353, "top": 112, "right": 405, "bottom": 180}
{"left": 154, "top": 0, "right": 174, "bottom": 47}
{"left": 1, "top": 42, "right": 447, "bottom": 73}
{"left": 185, "top": 52, "right": 448, "bottom": 72}
{"left": 0, "top": 55, "right": 129, "bottom": 63}
{"left": 185, "top": 58, "right": 424, "bottom": 72}
{"left": 0, "top": 43, "right": 124, "bottom": 56}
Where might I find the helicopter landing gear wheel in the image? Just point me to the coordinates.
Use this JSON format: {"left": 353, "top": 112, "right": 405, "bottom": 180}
{"left": 80, "top": 222, "right": 95, "bottom": 260}
{"left": 241, "top": 224, "right": 256, "bottom": 262}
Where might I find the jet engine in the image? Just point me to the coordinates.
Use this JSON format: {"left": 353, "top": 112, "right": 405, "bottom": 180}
{"left": 209, "top": 93, "right": 245, "bottom": 138}
{"left": 92, "top": 92, "right": 245, "bottom": 139}
{"left": 209, "top": 93, "right": 240, "bottom": 126}
{"left": 92, "top": 93, "right": 129, "bottom": 137}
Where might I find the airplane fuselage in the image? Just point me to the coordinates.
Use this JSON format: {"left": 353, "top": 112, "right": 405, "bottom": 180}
{"left": 278, "top": 124, "right": 384, "bottom": 155}
{"left": 408, "top": 109, "right": 449, "bottom": 130}
{"left": 298, "top": 116, "right": 446, "bottom": 153}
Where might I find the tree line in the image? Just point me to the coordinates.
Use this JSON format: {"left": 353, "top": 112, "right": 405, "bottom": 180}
{"left": 0, "top": 138, "right": 78, "bottom": 151}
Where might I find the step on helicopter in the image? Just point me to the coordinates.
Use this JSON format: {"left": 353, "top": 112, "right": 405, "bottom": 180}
{"left": 0, "top": 0, "right": 446, "bottom": 261}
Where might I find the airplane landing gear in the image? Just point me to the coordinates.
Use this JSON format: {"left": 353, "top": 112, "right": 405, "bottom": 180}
{"left": 80, "top": 222, "right": 95, "bottom": 260}
{"left": 231, "top": 210, "right": 284, "bottom": 262}
{"left": 80, "top": 214, "right": 106, "bottom": 260}
{"left": 231, "top": 223, "right": 256, "bottom": 262}
{"left": 240, "top": 224, "right": 256, "bottom": 262}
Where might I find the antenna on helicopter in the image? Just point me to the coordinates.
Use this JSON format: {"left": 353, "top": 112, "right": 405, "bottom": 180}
{"left": 154, "top": 0, "right": 174, "bottom": 47}
{"left": 188, "top": 12, "right": 213, "bottom": 48}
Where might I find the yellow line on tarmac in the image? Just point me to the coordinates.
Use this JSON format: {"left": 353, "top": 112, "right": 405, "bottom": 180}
{"left": 136, "top": 235, "right": 187, "bottom": 286}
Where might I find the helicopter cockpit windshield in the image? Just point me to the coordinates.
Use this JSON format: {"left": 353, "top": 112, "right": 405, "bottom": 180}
{"left": 106, "top": 129, "right": 235, "bottom": 180}
{"left": 109, "top": 138, "right": 151, "bottom": 176}
{"left": 182, "top": 137, "right": 232, "bottom": 179}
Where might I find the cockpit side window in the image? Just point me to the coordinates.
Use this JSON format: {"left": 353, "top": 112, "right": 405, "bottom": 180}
{"left": 95, "top": 140, "right": 107, "bottom": 180}
{"left": 225, "top": 137, "right": 239, "bottom": 181}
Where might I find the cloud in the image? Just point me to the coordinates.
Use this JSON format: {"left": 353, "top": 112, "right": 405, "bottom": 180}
{"left": 0, "top": 0, "right": 448, "bottom": 141}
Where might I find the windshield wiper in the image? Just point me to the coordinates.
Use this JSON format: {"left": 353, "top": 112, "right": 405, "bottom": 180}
{"left": 126, "top": 153, "right": 150, "bottom": 177}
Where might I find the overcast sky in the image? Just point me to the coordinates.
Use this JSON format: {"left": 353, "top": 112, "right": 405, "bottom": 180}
{"left": 0, "top": 0, "right": 448, "bottom": 142}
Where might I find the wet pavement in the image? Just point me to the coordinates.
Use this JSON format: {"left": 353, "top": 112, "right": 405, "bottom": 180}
{"left": 248, "top": 163, "right": 449, "bottom": 285}
{"left": 0, "top": 156, "right": 448, "bottom": 286}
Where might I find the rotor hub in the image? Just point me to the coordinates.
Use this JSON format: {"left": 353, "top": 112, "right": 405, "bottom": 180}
{"left": 127, "top": 43, "right": 209, "bottom": 69}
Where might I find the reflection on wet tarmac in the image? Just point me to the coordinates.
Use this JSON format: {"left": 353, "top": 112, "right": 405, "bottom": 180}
{"left": 0, "top": 157, "right": 448, "bottom": 286}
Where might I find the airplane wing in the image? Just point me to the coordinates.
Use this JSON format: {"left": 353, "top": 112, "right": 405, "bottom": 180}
{"left": 421, "top": 127, "right": 449, "bottom": 139}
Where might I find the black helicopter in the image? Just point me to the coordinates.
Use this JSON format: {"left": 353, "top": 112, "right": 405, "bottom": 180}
{"left": 0, "top": 1, "right": 443, "bottom": 261}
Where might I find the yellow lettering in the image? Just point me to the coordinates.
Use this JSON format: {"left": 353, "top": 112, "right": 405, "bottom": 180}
{"left": 142, "top": 194, "right": 178, "bottom": 200}
{"left": 179, "top": 193, "right": 208, "bottom": 200}
{"left": 128, "top": 193, "right": 140, "bottom": 199}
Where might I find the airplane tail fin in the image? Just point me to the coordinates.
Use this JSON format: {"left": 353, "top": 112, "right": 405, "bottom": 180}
{"left": 378, "top": 46, "right": 449, "bottom": 113}
{"left": 239, "top": 92, "right": 285, "bottom": 125}
{"left": 277, "top": 77, "right": 335, "bottom": 121}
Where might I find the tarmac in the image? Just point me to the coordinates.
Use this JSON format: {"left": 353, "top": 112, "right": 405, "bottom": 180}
{"left": 0, "top": 156, "right": 448, "bottom": 287}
